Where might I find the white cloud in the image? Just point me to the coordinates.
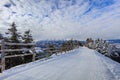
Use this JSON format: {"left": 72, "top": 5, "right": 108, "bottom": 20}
{"left": 0, "top": 0, "right": 120, "bottom": 41}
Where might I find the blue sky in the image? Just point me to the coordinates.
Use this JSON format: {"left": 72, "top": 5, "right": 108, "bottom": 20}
{"left": 0, "top": 0, "right": 120, "bottom": 41}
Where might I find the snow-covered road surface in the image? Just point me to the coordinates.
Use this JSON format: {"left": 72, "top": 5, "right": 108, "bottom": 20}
{"left": 0, "top": 47, "right": 120, "bottom": 80}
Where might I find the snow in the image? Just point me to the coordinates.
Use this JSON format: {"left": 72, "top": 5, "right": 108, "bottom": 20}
{"left": 114, "top": 43, "right": 120, "bottom": 49}
{"left": 0, "top": 47, "right": 120, "bottom": 80}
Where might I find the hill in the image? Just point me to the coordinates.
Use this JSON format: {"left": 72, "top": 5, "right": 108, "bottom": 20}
{"left": 107, "top": 39, "right": 120, "bottom": 44}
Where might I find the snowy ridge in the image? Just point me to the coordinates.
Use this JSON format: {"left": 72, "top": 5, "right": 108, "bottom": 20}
{"left": 0, "top": 47, "right": 120, "bottom": 80}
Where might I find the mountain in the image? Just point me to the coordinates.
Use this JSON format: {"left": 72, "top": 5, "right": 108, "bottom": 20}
{"left": 36, "top": 40, "right": 83, "bottom": 48}
{"left": 36, "top": 40, "right": 65, "bottom": 48}
{"left": 107, "top": 39, "right": 120, "bottom": 44}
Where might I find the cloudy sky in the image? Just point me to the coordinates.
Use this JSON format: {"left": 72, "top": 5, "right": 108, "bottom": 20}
{"left": 0, "top": 0, "right": 120, "bottom": 41}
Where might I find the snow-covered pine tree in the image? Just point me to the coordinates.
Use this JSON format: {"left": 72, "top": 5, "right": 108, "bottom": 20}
{"left": 85, "top": 38, "right": 94, "bottom": 49}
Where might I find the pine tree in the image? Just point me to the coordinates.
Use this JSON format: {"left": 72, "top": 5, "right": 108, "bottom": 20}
{"left": 0, "top": 33, "right": 3, "bottom": 55}
{"left": 22, "top": 29, "right": 34, "bottom": 63}
{"left": 45, "top": 44, "right": 57, "bottom": 58}
{"left": 6, "top": 22, "right": 21, "bottom": 43}
{"left": 60, "top": 40, "right": 73, "bottom": 52}
{"left": 0, "top": 33, "right": 3, "bottom": 40}
{"left": 23, "top": 30, "right": 33, "bottom": 43}
{"left": 85, "top": 38, "right": 90, "bottom": 47}
{"left": 5, "top": 22, "right": 22, "bottom": 51}
{"left": 85, "top": 38, "right": 94, "bottom": 48}
{"left": 5, "top": 22, "right": 23, "bottom": 69}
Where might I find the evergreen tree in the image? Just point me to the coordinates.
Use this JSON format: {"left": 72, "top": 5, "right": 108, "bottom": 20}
{"left": 85, "top": 38, "right": 89, "bottom": 47}
{"left": 85, "top": 38, "right": 94, "bottom": 48}
{"left": 45, "top": 44, "right": 57, "bottom": 58}
{"left": 6, "top": 22, "right": 21, "bottom": 43}
{"left": 22, "top": 29, "right": 34, "bottom": 53}
{"left": 0, "top": 33, "right": 3, "bottom": 40}
{"left": 60, "top": 40, "right": 74, "bottom": 52}
{"left": 5, "top": 22, "right": 23, "bottom": 69}
{"left": 73, "top": 40, "right": 82, "bottom": 48}
{"left": 23, "top": 30, "right": 33, "bottom": 43}
{"left": 0, "top": 33, "right": 3, "bottom": 55}
{"left": 5, "top": 22, "right": 22, "bottom": 51}
{"left": 22, "top": 30, "right": 34, "bottom": 64}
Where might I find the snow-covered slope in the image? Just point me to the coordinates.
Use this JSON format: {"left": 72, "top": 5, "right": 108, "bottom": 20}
{"left": 0, "top": 0, "right": 120, "bottom": 40}
{"left": 0, "top": 47, "right": 120, "bottom": 80}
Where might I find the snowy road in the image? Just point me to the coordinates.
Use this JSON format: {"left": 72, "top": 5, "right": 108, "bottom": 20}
{"left": 0, "top": 47, "right": 120, "bottom": 80}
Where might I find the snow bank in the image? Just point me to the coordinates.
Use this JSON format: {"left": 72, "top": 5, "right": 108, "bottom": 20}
{"left": 0, "top": 47, "right": 120, "bottom": 80}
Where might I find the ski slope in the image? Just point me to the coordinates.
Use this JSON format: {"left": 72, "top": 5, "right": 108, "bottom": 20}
{"left": 0, "top": 47, "right": 120, "bottom": 80}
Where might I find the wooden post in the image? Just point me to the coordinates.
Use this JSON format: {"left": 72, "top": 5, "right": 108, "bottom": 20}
{"left": 1, "top": 40, "right": 5, "bottom": 72}
{"left": 32, "top": 45, "right": 35, "bottom": 62}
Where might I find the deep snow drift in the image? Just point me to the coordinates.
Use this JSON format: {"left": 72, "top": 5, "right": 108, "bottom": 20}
{"left": 0, "top": 47, "right": 120, "bottom": 80}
